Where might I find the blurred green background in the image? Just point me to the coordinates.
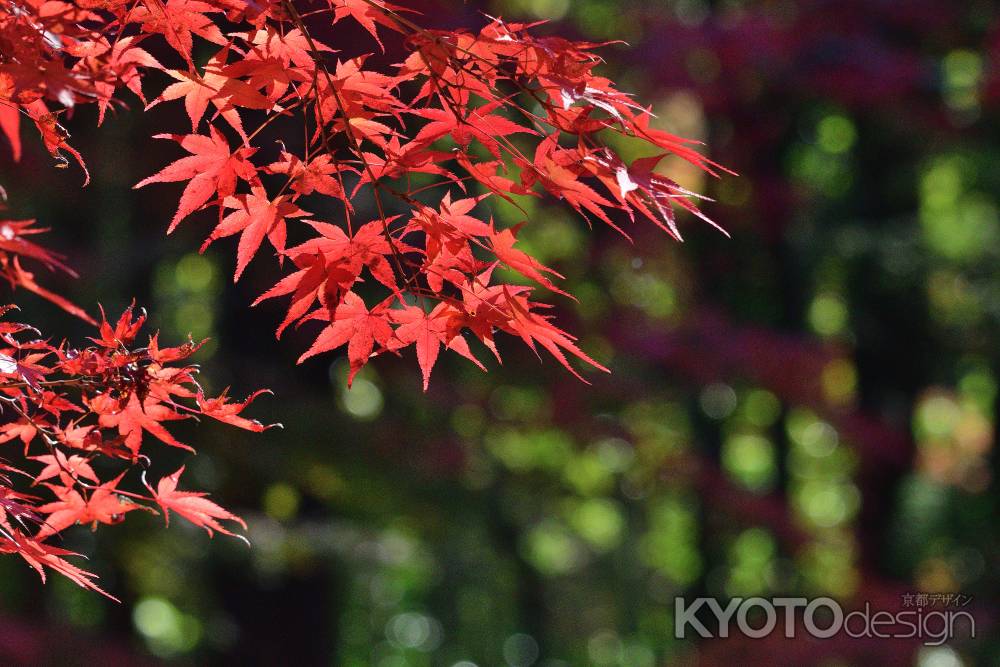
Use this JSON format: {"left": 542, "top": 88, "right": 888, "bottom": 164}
{"left": 0, "top": 0, "right": 997, "bottom": 664}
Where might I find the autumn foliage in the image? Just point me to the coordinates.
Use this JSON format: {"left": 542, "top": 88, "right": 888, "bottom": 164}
{"left": 0, "top": 0, "right": 726, "bottom": 595}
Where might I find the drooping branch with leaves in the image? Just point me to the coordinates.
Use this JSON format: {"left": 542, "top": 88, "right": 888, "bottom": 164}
{"left": 0, "top": 0, "right": 729, "bottom": 595}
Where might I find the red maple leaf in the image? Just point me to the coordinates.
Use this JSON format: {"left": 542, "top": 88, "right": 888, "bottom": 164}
{"left": 489, "top": 223, "right": 570, "bottom": 297}
{"left": 36, "top": 473, "right": 142, "bottom": 538}
{"left": 196, "top": 389, "right": 277, "bottom": 431}
{"left": 30, "top": 451, "right": 98, "bottom": 487}
{"left": 135, "top": 127, "right": 258, "bottom": 232}
{"left": 145, "top": 466, "right": 247, "bottom": 540}
{"left": 148, "top": 49, "right": 274, "bottom": 139}
{"left": 331, "top": 0, "right": 410, "bottom": 51}
{"left": 133, "top": 0, "right": 226, "bottom": 62}
{"left": 298, "top": 291, "right": 394, "bottom": 383}
{"left": 201, "top": 187, "right": 308, "bottom": 281}
{"left": 390, "top": 302, "right": 483, "bottom": 390}
{"left": 92, "top": 393, "right": 191, "bottom": 457}
{"left": 2, "top": 533, "right": 116, "bottom": 600}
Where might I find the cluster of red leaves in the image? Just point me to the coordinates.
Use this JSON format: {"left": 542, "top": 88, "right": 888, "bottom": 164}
{"left": 1, "top": 0, "right": 728, "bottom": 391}
{"left": 0, "top": 0, "right": 730, "bottom": 596}
{"left": 0, "top": 200, "right": 272, "bottom": 596}
{"left": 0, "top": 302, "right": 274, "bottom": 599}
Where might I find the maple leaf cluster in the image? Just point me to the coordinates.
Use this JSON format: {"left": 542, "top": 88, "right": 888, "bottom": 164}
{"left": 0, "top": 196, "right": 275, "bottom": 595}
{"left": 0, "top": 302, "right": 274, "bottom": 599}
{"left": 1, "top": 0, "right": 729, "bottom": 391}
{"left": 0, "top": 0, "right": 731, "bottom": 596}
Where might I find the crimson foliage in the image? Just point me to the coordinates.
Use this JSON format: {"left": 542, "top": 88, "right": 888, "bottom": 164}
{"left": 0, "top": 0, "right": 726, "bottom": 594}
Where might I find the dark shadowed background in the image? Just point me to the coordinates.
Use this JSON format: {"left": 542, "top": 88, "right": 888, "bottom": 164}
{"left": 0, "top": 0, "right": 997, "bottom": 664}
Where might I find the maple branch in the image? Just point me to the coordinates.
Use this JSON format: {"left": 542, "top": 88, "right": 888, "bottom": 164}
{"left": 281, "top": 0, "right": 412, "bottom": 289}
